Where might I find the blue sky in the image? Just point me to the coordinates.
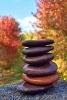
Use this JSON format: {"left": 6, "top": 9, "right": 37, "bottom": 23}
{"left": 0, "top": 0, "right": 37, "bottom": 31}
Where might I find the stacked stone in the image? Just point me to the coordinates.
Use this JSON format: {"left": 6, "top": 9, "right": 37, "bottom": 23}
{"left": 18, "top": 40, "right": 59, "bottom": 93}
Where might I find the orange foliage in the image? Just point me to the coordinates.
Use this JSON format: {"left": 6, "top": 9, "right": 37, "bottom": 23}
{"left": 33, "top": 0, "right": 67, "bottom": 35}
{"left": 0, "top": 16, "right": 21, "bottom": 68}
{"left": 0, "top": 16, "right": 21, "bottom": 54}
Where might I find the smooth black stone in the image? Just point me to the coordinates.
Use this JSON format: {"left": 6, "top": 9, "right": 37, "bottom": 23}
{"left": 22, "top": 40, "right": 54, "bottom": 47}
{"left": 22, "top": 46, "right": 54, "bottom": 56}
{"left": 23, "top": 62, "right": 57, "bottom": 76}
{"left": 23, "top": 53, "right": 54, "bottom": 65}
{"left": 17, "top": 81, "right": 54, "bottom": 93}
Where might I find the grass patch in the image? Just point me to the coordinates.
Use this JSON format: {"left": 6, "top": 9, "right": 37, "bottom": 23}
{"left": 0, "top": 62, "right": 24, "bottom": 85}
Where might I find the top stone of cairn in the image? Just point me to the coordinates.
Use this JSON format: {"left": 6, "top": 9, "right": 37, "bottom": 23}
{"left": 22, "top": 39, "right": 54, "bottom": 47}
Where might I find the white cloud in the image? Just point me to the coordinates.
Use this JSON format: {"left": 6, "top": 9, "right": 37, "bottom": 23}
{"left": 17, "top": 16, "right": 37, "bottom": 32}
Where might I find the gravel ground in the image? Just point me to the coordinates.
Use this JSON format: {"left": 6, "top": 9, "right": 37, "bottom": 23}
{"left": 0, "top": 79, "right": 67, "bottom": 100}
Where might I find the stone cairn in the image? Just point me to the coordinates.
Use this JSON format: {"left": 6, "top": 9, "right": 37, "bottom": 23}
{"left": 17, "top": 40, "right": 59, "bottom": 93}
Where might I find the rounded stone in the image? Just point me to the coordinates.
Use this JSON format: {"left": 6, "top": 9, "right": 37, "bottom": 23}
{"left": 23, "top": 62, "right": 57, "bottom": 76}
{"left": 17, "top": 81, "right": 54, "bottom": 93}
{"left": 22, "top": 72, "right": 59, "bottom": 85}
{"left": 22, "top": 46, "right": 54, "bottom": 56}
{"left": 23, "top": 53, "right": 54, "bottom": 65}
{"left": 22, "top": 40, "right": 54, "bottom": 47}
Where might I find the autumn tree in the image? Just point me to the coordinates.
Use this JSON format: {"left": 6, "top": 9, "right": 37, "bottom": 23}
{"left": 33, "top": 0, "right": 67, "bottom": 34}
{"left": 0, "top": 16, "right": 21, "bottom": 69}
{"left": 33, "top": 0, "right": 67, "bottom": 79}
{"left": 20, "top": 31, "right": 41, "bottom": 41}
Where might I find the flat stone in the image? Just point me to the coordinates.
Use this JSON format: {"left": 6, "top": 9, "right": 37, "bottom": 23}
{"left": 22, "top": 72, "right": 59, "bottom": 85}
{"left": 17, "top": 81, "right": 54, "bottom": 93}
{"left": 22, "top": 46, "right": 54, "bottom": 56}
{"left": 23, "top": 53, "right": 54, "bottom": 65}
{"left": 22, "top": 40, "right": 54, "bottom": 47}
{"left": 23, "top": 62, "right": 57, "bottom": 76}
